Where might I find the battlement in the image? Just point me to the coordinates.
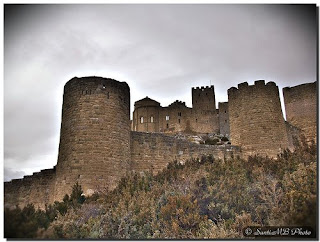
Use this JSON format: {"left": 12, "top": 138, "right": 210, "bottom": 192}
{"left": 192, "top": 85, "right": 214, "bottom": 91}
{"left": 5, "top": 77, "right": 316, "bottom": 211}
{"left": 228, "top": 80, "right": 278, "bottom": 96}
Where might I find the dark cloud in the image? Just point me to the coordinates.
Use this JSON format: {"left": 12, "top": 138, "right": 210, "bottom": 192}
{"left": 4, "top": 4, "right": 317, "bottom": 181}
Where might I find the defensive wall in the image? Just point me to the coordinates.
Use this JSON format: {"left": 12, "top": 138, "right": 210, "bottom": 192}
{"left": 131, "top": 132, "right": 240, "bottom": 174}
{"left": 4, "top": 168, "right": 56, "bottom": 210}
{"left": 283, "top": 82, "right": 317, "bottom": 143}
{"left": 4, "top": 77, "right": 317, "bottom": 210}
{"left": 4, "top": 76, "right": 242, "bottom": 210}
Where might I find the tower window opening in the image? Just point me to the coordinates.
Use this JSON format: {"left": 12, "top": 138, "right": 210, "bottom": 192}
{"left": 150, "top": 116, "right": 154, "bottom": 123}
{"left": 178, "top": 112, "right": 181, "bottom": 116}
{"left": 178, "top": 119, "right": 181, "bottom": 123}
{"left": 102, "top": 84, "right": 106, "bottom": 89}
{"left": 166, "top": 115, "right": 170, "bottom": 121}
{"left": 167, "top": 123, "right": 169, "bottom": 128}
{"left": 140, "top": 116, "right": 144, "bottom": 124}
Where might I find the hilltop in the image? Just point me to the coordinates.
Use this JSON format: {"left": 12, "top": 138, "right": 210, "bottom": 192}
{"left": 5, "top": 139, "right": 317, "bottom": 239}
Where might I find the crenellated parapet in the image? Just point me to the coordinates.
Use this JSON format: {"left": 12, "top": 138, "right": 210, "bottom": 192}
{"left": 5, "top": 76, "right": 316, "bottom": 211}
{"left": 4, "top": 167, "right": 56, "bottom": 210}
{"left": 228, "top": 80, "right": 278, "bottom": 97}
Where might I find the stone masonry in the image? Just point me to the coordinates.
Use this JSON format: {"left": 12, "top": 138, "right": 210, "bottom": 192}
{"left": 132, "top": 86, "right": 220, "bottom": 134}
{"left": 228, "top": 80, "right": 289, "bottom": 157}
{"left": 4, "top": 77, "right": 317, "bottom": 210}
{"left": 283, "top": 82, "right": 317, "bottom": 143}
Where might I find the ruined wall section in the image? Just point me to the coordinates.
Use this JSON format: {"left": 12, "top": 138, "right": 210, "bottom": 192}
{"left": 4, "top": 168, "right": 56, "bottom": 210}
{"left": 283, "top": 82, "right": 317, "bottom": 142}
{"left": 228, "top": 80, "right": 289, "bottom": 157}
{"left": 54, "top": 77, "right": 131, "bottom": 201}
{"left": 159, "top": 101, "right": 193, "bottom": 133}
{"left": 130, "top": 131, "right": 240, "bottom": 174}
{"left": 218, "top": 102, "right": 230, "bottom": 136}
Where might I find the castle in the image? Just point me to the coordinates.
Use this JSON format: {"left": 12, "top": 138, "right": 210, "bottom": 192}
{"left": 4, "top": 77, "right": 317, "bottom": 210}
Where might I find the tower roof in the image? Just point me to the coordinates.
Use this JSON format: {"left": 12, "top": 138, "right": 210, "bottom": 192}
{"left": 134, "top": 96, "right": 161, "bottom": 108}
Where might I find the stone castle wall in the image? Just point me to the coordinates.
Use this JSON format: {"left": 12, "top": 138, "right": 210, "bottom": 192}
{"left": 228, "top": 80, "right": 289, "bottom": 157}
{"left": 283, "top": 82, "right": 317, "bottom": 142}
{"left": 4, "top": 77, "right": 317, "bottom": 210}
{"left": 130, "top": 132, "right": 240, "bottom": 174}
{"left": 53, "top": 77, "right": 131, "bottom": 200}
{"left": 4, "top": 168, "right": 56, "bottom": 210}
{"left": 132, "top": 86, "right": 220, "bottom": 134}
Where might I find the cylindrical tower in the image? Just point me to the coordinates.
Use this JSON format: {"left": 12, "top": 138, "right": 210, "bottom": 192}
{"left": 228, "top": 80, "right": 289, "bottom": 158}
{"left": 54, "top": 76, "right": 130, "bottom": 201}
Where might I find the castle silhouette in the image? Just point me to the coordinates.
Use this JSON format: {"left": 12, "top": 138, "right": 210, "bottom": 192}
{"left": 5, "top": 76, "right": 317, "bottom": 209}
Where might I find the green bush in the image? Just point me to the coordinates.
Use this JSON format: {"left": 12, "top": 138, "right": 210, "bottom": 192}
{"left": 5, "top": 140, "right": 317, "bottom": 239}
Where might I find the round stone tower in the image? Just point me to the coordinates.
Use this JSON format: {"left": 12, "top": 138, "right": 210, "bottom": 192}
{"left": 54, "top": 76, "right": 130, "bottom": 201}
{"left": 228, "top": 80, "right": 289, "bottom": 158}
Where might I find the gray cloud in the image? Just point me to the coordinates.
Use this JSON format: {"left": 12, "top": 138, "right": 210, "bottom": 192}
{"left": 4, "top": 167, "right": 26, "bottom": 182}
{"left": 4, "top": 4, "right": 317, "bottom": 181}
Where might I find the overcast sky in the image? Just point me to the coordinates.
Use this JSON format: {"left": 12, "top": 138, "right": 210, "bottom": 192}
{"left": 4, "top": 4, "right": 317, "bottom": 181}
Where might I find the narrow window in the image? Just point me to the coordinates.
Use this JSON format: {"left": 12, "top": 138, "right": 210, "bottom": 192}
{"left": 140, "top": 116, "right": 144, "bottom": 124}
{"left": 166, "top": 123, "right": 169, "bottom": 128}
{"left": 178, "top": 112, "right": 181, "bottom": 117}
{"left": 166, "top": 115, "right": 170, "bottom": 121}
{"left": 225, "top": 110, "right": 227, "bottom": 113}
{"left": 178, "top": 119, "right": 180, "bottom": 124}
{"left": 150, "top": 116, "right": 154, "bottom": 123}
{"left": 102, "top": 84, "right": 106, "bottom": 89}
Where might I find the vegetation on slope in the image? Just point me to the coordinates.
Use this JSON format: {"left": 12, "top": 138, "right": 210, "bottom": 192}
{"left": 4, "top": 140, "right": 317, "bottom": 239}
